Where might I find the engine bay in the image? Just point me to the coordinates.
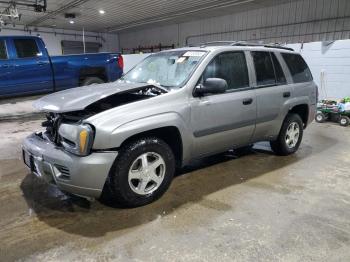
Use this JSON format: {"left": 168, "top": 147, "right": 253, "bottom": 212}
{"left": 41, "top": 86, "right": 167, "bottom": 144}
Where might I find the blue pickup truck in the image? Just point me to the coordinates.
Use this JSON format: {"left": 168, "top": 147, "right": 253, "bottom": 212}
{"left": 0, "top": 36, "right": 123, "bottom": 97}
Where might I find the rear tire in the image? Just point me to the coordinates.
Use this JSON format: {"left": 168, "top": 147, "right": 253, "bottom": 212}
{"left": 81, "top": 77, "right": 104, "bottom": 86}
{"left": 105, "top": 137, "right": 175, "bottom": 208}
{"left": 270, "top": 114, "right": 303, "bottom": 156}
{"left": 339, "top": 116, "right": 350, "bottom": 127}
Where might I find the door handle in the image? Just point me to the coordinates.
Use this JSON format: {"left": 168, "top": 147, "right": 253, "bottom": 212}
{"left": 201, "top": 100, "right": 211, "bottom": 106}
{"left": 242, "top": 98, "right": 253, "bottom": 105}
{"left": 283, "top": 92, "right": 291, "bottom": 98}
{"left": 1, "top": 64, "right": 10, "bottom": 68}
{"left": 37, "top": 61, "right": 48, "bottom": 66}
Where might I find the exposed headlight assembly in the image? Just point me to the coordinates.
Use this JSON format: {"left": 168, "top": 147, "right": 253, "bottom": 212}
{"left": 58, "top": 123, "right": 94, "bottom": 156}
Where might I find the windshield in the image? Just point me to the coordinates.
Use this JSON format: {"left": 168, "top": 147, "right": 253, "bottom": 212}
{"left": 120, "top": 50, "right": 207, "bottom": 89}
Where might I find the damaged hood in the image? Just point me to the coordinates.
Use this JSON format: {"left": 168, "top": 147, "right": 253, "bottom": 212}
{"left": 33, "top": 82, "right": 167, "bottom": 113}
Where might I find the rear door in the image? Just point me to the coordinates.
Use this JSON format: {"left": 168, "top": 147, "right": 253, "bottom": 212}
{"left": 0, "top": 39, "right": 13, "bottom": 95}
{"left": 190, "top": 51, "right": 257, "bottom": 157}
{"left": 250, "top": 51, "right": 292, "bottom": 141}
{"left": 10, "top": 38, "right": 53, "bottom": 95}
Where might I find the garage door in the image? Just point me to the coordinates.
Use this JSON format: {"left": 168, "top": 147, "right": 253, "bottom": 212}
{"left": 61, "top": 40, "right": 101, "bottom": 55}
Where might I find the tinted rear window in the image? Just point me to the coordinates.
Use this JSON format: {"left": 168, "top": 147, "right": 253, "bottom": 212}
{"left": 282, "top": 53, "right": 313, "bottom": 83}
{"left": 271, "top": 53, "right": 286, "bottom": 85}
{"left": 252, "top": 51, "right": 276, "bottom": 86}
{"left": 0, "top": 40, "right": 7, "bottom": 59}
{"left": 14, "top": 39, "right": 40, "bottom": 58}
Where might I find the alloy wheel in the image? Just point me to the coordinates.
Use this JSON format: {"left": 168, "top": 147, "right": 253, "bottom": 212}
{"left": 285, "top": 122, "right": 300, "bottom": 149}
{"left": 128, "top": 152, "right": 166, "bottom": 195}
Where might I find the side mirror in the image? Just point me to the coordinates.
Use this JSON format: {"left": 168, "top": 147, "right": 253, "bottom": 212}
{"left": 195, "top": 78, "right": 228, "bottom": 96}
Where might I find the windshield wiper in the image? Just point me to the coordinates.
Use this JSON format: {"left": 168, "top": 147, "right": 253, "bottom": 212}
{"left": 159, "top": 84, "right": 174, "bottom": 88}
{"left": 149, "top": 84, "right": 169, "bottom": 93}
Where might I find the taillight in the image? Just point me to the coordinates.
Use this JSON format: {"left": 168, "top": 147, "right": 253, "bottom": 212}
{"left": 117, "top": 55, "right": 124, "bottom": 70}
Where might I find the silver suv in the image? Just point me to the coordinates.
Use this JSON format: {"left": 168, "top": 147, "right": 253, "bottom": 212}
{"left": 23, "top": 42, "right": 317, "bottom": 207}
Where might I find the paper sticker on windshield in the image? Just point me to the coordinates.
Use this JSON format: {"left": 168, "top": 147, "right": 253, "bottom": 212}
{"left": 183, "top": 51, "right": 205, "bottom": 57}
{"left": 176, "top": 57, "right": 187, "bottom": 63}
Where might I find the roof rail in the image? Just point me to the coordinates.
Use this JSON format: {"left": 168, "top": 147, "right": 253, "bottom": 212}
{"left": 191, "top": 41, "right": 294, "bottom": 51}
{"left": 188, "top": 41, "right": 239, "bottom": 47}
{"left": 264, "top": 45, "right": 294, "bottom": 51}
{"left": 232, "top": 41, "right": 294, "bottom": 51}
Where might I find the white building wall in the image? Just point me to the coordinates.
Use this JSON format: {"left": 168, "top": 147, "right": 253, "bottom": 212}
{"left": 0, "top": 26, "right": 119, "bottom": 55}
{"left": 288, "top": 40, "right": 350, "bottom": 99}
{"left": 119, "top": 0, "right": 350, "bottom": 49}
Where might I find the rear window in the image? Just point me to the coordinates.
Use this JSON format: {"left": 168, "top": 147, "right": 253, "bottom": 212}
{"left": 252, "top": 51, "right": 277, "bottom": 86}
{"left": 282, "top": 53, "right": 313, "bottom": 83}
{"left": 14, "top": 39, "right": 40, "bottom": 58}
{"left": 0, "top": 40, "right": 7, "bottom": 59}
{"left": 271, "top": 53, "right": 286, "bottom": 85}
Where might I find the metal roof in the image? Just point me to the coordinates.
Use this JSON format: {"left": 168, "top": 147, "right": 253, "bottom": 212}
{"left": 0, "top": 0, "right": 296, "bottom": 33}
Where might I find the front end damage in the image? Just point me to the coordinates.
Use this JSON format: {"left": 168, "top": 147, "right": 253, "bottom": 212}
{"left": 23, "top": 83, "right": 168, "bottom": 199}
{"left": 22, "top": 133, "right": 118, "bottom": 199}
{"left": 40, "top": 84, "right": 167, "bottom": 152}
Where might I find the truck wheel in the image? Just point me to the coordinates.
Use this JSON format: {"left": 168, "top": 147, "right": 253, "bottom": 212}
{"left": 315, "top": 112, "right": 327, "bottom": 123}
{"left": 339, "top": 116, "right": 350, "bottom": 127}
{"left": 81, "top": 77, "right": 104, "bottom": 86}
{"left": 270, "top": 113, "right": 303, "bottom": 156}
{"left": 106, "top": 137, "right": 175, "bottom": 207}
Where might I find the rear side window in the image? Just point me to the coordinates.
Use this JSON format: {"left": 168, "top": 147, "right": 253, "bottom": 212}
{"left": 0, "top": 40, "right": 7, "bottom": 59}
{"left": 282, "top": 53, "right": 313, "bottom": 83}
{"left": 202, "top": 52, "right": 249, "bottom": 90}
{"left": 271, "top": 53, "right": 286, "bottom": 84}
{"left": 252, "top": 51, "right": 276, "bottom": 86}
{"left": 14, "top": 39, "right": 40, "bottom": 58}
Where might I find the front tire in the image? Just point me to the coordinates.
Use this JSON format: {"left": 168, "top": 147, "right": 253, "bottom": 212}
{"left": 106, "top": 137, "right": 175, "bottom": 207}
{"left": 270, "top": 114, "right": 303, "bottom": 156}
{"left": 315, "top": 112, "right": 327, "bottom": 123}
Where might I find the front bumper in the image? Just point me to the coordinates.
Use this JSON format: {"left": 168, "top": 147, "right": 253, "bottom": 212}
{"left": 22, "top": 133, "right": 118, "bottom": 198}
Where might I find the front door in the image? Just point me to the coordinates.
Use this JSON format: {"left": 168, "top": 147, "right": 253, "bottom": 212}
{"left": 190, "top": 51, "right": 257, "bottom": 158}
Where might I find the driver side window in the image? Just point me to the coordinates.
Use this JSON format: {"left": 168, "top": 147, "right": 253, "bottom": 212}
{"left": 202, "top": 52, "right": 249, "bottom": 90}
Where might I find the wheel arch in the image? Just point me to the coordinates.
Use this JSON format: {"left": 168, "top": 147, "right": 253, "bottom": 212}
{"left": 93, "top": 112, "right": 192, "bottom": 168}
{"left": 289, "top": 104, "right": 309, "bottom": 128}
{"left": 118, "top": 126, "right": 184, "bottom": 168}
{"left": 79, "top": 67, "right": 107, "bottom": 85}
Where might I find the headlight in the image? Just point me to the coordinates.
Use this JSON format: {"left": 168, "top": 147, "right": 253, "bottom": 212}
{"left": 58, "top": 123, "right": 94, "bottom": 156}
